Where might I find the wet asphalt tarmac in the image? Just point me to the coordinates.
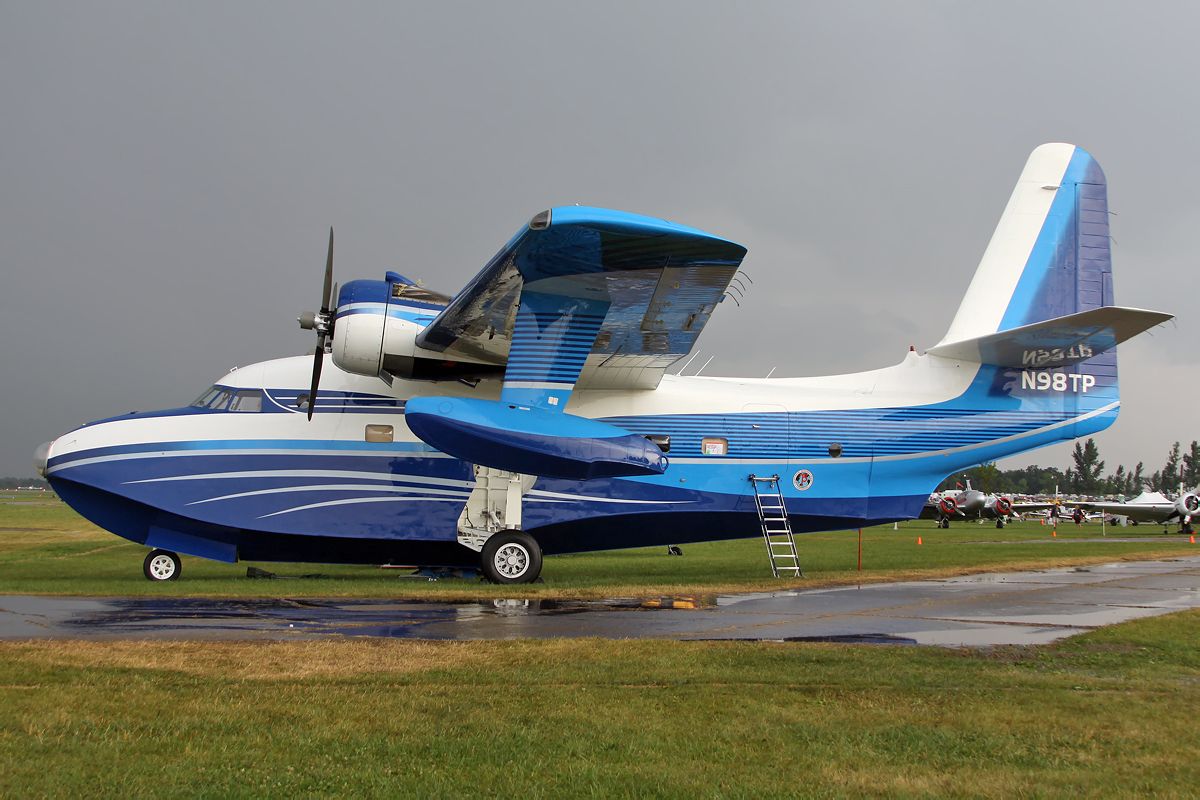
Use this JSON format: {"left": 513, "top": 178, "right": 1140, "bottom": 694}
{"left": 2, "top": 556, "right": 1198, "bottom": 647}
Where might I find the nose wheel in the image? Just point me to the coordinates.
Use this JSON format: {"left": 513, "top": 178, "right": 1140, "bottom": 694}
{"left": 480, "top": 531, "right": 542, "bottom": 584}
{"left": 143, "top": 549, "right": 182, "bottom": 581}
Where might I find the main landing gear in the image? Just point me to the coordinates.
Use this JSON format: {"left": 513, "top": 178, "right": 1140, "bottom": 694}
{"left": 480, "top": 531, "right": 543, "bottom": 584}
{"left": 143, "top": 549, "right": 181, "bottom": 581}
{"left": 937, "top": 517, "right": 951, "bottom": 529}
{"left": 458, "top": 466, "right": 543, "bottom": 584}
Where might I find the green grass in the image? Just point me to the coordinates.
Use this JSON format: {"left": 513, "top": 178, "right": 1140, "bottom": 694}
{"left": 1, "top": 490, "right": 1195, "bottom": 600}
{"left": 1, "top": 611, "right": 1197, "bottom": 797}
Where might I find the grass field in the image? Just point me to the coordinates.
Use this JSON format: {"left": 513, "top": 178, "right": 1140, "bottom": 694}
{"left": 1, "top": 611, "right": 1197, "bottom": 797}
{"left": 2, "top": 490, "right": 1196, "bottom": 600}
{"left": 3, "top": 491, "right": 1199, "bottom": 796}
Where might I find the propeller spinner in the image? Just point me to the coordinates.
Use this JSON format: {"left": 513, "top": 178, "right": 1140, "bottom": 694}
{"left": 297, "top": 228, "right": 335, "bottom": 421}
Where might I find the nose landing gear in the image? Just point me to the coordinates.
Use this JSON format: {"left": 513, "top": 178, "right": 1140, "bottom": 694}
{"left": 143, "top": 549, "right": 181, "bottom": 581}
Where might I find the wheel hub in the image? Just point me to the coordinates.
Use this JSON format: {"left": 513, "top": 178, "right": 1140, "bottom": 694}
{"left": 149, "top": 555, "right": 176, "bottom": 580}
{"left": 494, "top": 544, "right": 528, "bottom": 578}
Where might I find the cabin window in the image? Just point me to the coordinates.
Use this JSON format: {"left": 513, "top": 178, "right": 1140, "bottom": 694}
{"left": 701, "top": 437, "right": 728, "bottom": 455}
{"left": 644, "top": 434, "right": 671, "bottom": 453}
{"left": 229, "top": 390, "right": 263, "bottom": 413}
{"left": 365, "top": 424, "right": 394, "bottom": 443}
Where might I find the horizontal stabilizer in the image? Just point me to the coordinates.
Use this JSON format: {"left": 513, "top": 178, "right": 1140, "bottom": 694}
{"left": 927, "top": 306, "right": 1172, "bottom": 367}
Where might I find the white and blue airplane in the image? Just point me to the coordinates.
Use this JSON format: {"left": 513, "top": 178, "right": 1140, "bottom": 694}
{"left": 35, "top": 144, "right": 1172, "bottom": 583}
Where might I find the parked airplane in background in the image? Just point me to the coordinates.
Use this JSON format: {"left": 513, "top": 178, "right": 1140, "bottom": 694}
{"left": 36, "top": 144, "right": 1172, "bottom": 583}
{"left": 1078, "top": 490, "right": 1198, "bottom": 534}
{"left": 920, "top": 480, "right": 1057, "bottom": 528}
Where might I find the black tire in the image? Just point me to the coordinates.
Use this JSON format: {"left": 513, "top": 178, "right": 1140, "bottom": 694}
{"left": 995, "top": 519, "right": 1005, "bottom": 529}
{"left": 480, "top": 531, "right": 542, "bottom": 584}
{"left": 939, "top": 518, "right": 950, "bottom": 529}
{"left": 143, "top": 549, "right": 181, "bottom": 581}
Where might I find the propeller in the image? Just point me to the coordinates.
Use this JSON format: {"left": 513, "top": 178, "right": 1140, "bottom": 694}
{"left": 297, "top": 228, "right": 335, "bottom": 421}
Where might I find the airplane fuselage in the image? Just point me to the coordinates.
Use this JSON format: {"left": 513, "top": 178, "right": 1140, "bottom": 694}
{"left": 39, "top": 348, "right": 1118, "bottom": 568}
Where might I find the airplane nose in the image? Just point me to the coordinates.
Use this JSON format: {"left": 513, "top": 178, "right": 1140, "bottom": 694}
{"left": 34, "top": 440, "right": 53, "bottom": 477}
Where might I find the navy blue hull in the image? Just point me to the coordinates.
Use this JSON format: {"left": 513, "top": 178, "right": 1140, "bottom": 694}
{"left": 52, "top": 469, "right": 924, "bottom": 566}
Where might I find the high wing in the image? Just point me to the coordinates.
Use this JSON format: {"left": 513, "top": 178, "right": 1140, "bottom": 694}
{"left": 404, "top": 207, "right": 747, "bottom": 480}
{"left": 415, "top": 207, "right": 748, "bottom": 393}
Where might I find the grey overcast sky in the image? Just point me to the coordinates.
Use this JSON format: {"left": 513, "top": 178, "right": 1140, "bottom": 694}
{"left": 1, "top": 1, "right": 1194, "bottom": 478}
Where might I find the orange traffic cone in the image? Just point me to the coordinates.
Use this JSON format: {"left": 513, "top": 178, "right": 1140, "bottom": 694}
{"left": 917, "top": 536, "right": 923, "bottom": 545}
{"left": 1190, "top": 534, "right": 1195, "bottom": 544}
{"left": 1052, "top": 529, "right": 1057, "bottom": 538}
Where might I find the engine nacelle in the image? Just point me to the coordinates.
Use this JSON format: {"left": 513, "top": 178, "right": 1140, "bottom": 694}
{"left": 1176, "top": 492, "right": 1199, "bottom": 520}
{"left": 993, "top": 495, "right": 1014, "bottom": 516}
{"left": 329, "top": 276, "right": 505, "bottom": 383}
{"left": 330, "top": 279, "right": 421, "bottom": 377}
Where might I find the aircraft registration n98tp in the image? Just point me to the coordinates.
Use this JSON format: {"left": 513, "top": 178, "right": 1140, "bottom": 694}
{"left": 36, "top": 144, "right": 1173, "bottom": 583}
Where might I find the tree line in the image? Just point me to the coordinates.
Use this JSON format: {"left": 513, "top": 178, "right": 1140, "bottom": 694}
{"left": 937, "top": 439, "right": 1200, "bottom": 497}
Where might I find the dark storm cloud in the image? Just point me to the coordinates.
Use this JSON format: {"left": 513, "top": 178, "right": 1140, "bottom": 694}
{"left": 1, "top": 1, "right": 1194, "bottom": 475}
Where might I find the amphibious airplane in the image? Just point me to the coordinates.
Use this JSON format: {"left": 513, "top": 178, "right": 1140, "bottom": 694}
{"left": 36, "top": 144, "right": 1173, "bottom": 583}
{"left": 1077, "top": 489, "right": 1198, "bottom": 534}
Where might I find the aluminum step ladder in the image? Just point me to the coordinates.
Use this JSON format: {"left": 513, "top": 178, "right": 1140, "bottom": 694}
{"left": 749, "top": 474, "right": 803, "bottom": 577}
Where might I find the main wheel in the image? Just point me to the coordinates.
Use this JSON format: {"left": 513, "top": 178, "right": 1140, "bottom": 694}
{"left": 995, "top": 519, "right": 1005, "bottom": 529}
{"left": 143, "top": 549, "right": 181, "bottom": 581}
{"left": 480, "top": 531, "right": 542, "bottom": 584}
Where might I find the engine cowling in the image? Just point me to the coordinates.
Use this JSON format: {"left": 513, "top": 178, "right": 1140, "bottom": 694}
{"left": 993, "top": 495, "right": 1014, "bottom": 516}
{"left": 1176, "top": 492, "right": 1199, "bottom": 520}
{"left": 937, "top": 496, "right": 957, "bottom": 516}
{"left": 330, "top": 279, "right": 420, "bottom": 377}
{"left": 329, "top": 277, "right": 505, "bottom": 383}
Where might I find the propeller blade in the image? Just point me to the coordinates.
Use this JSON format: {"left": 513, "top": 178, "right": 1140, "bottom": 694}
{"left": 328, "top": 281, "right": 339, "bottom": 337}
{"left": 307, "top": 339, "right": 325, "bottom": 422}
{"left": 321, "top": 227, "right": 334, "bottom": 314}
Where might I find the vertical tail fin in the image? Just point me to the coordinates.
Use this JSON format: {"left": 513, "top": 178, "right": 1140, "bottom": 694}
{"left": 939, "top": 143, "right": 1112, "bottom": 346}
{"left": 936, "top": 144, "right": 1120, "bottom": 415}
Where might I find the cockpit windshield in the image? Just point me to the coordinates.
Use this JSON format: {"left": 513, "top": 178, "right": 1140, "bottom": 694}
{"left": 191, "top": 386, "right": 230, "bottom": 409}
{"left": 190, "top": 386, "right": 262, "bottom": 412}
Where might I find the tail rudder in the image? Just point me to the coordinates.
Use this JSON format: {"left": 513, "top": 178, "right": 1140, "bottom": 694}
{"left": 940, "top": 143, "right": 1112, "bottom": 345}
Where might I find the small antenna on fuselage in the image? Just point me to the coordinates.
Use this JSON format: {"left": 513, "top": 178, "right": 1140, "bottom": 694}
{"left": 675, "top": 352, "right": 700, "bottom": 375}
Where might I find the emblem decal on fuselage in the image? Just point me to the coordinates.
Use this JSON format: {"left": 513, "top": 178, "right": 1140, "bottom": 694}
{"left": 793, "top": 469, "right": 814, "bottom": 492}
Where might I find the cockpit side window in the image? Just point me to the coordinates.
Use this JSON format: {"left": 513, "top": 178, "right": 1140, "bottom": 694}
{"left": 228, "top": 390, "right": 262, "bottom": 413}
